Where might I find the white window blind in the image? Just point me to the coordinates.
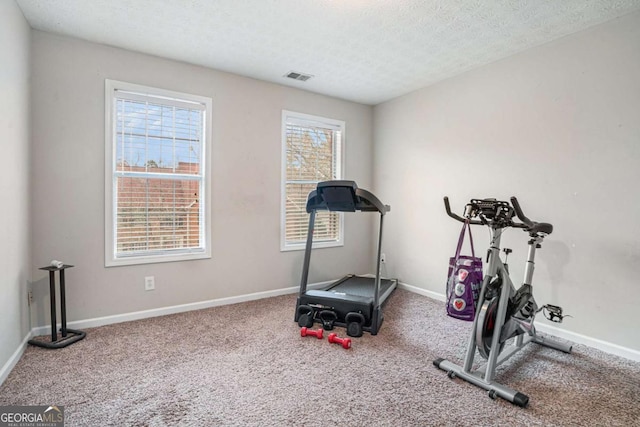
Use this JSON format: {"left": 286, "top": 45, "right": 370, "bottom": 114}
{"left": 281, "top": 111, "right": 344, "bottom": 250}
{"left": 105, "top": 80, "right": 212, "bottom": 266}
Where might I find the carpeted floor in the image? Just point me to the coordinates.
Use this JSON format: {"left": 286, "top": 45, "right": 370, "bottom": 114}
{"left": 1, "top": 289, "right": 639, "bottom": 426}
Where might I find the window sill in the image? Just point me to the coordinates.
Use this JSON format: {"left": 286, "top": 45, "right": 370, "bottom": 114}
{"left": 105, "top": 250, "right": 211, "bottom": 267}
{"left": 280, "top": 240, "right": 343, "bottom": 252}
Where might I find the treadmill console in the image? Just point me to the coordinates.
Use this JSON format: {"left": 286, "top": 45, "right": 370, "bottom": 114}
{"left": 317, "top": 180, "right": 359, "bottom": 212}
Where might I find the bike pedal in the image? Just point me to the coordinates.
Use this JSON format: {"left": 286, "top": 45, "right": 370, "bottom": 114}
{"left": 543, "top": 304, "right": 567, "bottom": 323}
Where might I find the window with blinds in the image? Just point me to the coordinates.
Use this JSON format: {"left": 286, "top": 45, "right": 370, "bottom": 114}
{"left": 281, "top": 111, "right": 345, "bottom": 251}
{"left": 105, "top": 80, "right": 212, "bottom": 266}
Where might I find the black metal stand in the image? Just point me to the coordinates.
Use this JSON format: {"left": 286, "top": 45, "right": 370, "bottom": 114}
{"left": 28, "top": 264, "right": 86, "bottom": 349}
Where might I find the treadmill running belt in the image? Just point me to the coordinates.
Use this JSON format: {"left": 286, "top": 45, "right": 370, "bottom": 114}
{"left": 329, "top": 276, "right": 395, "bottom": 299}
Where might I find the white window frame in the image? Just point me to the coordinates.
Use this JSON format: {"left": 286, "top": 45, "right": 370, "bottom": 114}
{"left": 281, "top": 110, "right": 345, "bottom": 252}
{"left": 104, "top": 79, "right": 212, "bottom": 267}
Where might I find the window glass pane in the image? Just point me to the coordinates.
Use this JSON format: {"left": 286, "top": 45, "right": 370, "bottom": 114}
{"left": 115, "top": 99, "right": 202, "bottom": 174}
{"left": 285, "top": 183, "right": 339, "bottom": 243}
{"left": 283, "top": 113, "right": 343, "bottom": 248}
{"left": 116, "top": 176, "right": 200, "bottom": 253}
{"left": 286, "top": 125, "right": 334, "bottom": 181}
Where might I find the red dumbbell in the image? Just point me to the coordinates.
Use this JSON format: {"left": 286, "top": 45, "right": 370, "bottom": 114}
{"left": 300, "top": 327, "right": 323, "bottom": 339}
{"left": 328, "top": 333, "right": 352, "bottom": 349}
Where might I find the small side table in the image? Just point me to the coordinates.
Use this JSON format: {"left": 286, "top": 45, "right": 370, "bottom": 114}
{"left": 28, "top": 264, "right": 86, "bottom": 349}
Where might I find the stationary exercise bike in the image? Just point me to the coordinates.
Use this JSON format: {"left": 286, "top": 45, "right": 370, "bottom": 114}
{"left": 433, "top": 197, "right": 572, "bottom": 407}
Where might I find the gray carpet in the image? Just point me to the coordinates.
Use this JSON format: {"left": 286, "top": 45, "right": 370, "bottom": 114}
{"left": 1, "top": 289, "right": 639, "bottom": 426}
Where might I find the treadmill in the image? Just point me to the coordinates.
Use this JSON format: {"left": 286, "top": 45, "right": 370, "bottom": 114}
{"left": 294, "top": 180, "right": 398, "bottom": 337}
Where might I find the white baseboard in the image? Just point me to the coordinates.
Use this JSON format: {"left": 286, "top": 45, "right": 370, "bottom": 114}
{"left": 0, "top": 332, "right": 32, "bottom": 386}
{"left": 398, "top": 282, "right": 446, "bottom": 302}
{"left": 399, "top": 281, "right": 640, "bottom": 362}
{"left": 534, "top": 322, "right": 640, "bottom": 362}
{"left": 30, "top": 279, "right": 334, "bottom": 337}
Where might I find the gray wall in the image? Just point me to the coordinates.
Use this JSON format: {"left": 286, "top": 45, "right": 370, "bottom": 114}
{"left": 373, "top": 11, "right": 640, "bottom": 352}
{"left": 0, "top": 2, "right": 31, "bottom": 371}
{"left": 29, "top": 31, "right": 375, "bottom": 325}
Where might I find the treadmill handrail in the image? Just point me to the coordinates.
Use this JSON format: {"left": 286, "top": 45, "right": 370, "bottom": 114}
{"left": 356, "top": 188, "right": 390, "bottom": 214}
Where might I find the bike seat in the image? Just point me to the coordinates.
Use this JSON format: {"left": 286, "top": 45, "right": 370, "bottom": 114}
{"left": 529, "top": 222, "right": 553, "bottom": 235}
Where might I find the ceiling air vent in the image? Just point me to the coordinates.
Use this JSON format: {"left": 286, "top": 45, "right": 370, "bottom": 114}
{"left": 285, "top": 71, "right": 313, "bottom": 82}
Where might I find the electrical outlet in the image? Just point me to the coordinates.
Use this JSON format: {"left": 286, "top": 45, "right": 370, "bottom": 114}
{"left": 381, "top": 253, "right": 386, "bottom": 263}
{"left": 144, "top": 276, "right": 155, "bottom": 291}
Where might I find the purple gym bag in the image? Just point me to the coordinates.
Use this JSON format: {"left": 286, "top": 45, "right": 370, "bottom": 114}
{"left": 446, "top": 220, "right": 483, "bottom": 321}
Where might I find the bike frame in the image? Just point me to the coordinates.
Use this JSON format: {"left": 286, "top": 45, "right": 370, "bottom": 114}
{"left": 466, "top": 227, "right": 543, "bottom": 382}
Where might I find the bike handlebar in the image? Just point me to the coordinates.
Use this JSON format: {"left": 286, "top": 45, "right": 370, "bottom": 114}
{"left": 444, "top": 196, "right": 529, "bottom": 229}
{"left": 443, "top": 197, "right": 484, "bottom": 225}
{"left": 510, "top": 197, "right": 534, "bottom": 229}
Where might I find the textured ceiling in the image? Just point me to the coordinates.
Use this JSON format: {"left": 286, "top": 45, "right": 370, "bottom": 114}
{"left": 16, "top": 0, "right": 640, "bottom": 105}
